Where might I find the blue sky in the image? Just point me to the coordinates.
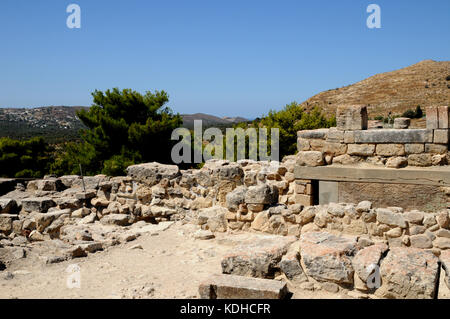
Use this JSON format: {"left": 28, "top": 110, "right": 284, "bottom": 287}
{"left": 0, "top": 0, "right": 449, "bottom": 118}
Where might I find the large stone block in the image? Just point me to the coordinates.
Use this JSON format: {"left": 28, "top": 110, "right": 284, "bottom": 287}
{"left": 297, "top": 138, "right": 310, "bottom": 151}
{"left": 126, "top": 162, "right": 180, "bottom": 186}
{"left": 323, "top": 142, "right": 347, "bottom": 156}
{"left": 352, "top": 243, "right": 388, "bottom": 291}
{"left": 376, "top": 208, "right": 407, "bottom": 228}
{"left": 426, "top": 107, "right": 439, "bottom": 129}
{"left": 376, "top": 248, "right": 439, "bottom": 299}
{"left": 299, "top": 232, "right": 358, "bottom": 284}
{"left": 375, "top": 144, "right": 405, "bottom": 156}
{"left": 425, "top": 143, "right": 448, "bottom": 154}
{"left": 199, "top": 274, "right": 289, "bottom": 299}
{"left": 393, "top": 118, "right": 410, "bottom": 129}
{"left": 405, "top": 144, "right": 425, "bottom": 155}
{"left": 297, "top": 129, "right": 329, "bottom": 139}
{"left": 407, "top": 154, "right": 433, "bottom": 167}
{"left": 434, "top": 129, "right": 449, "bottom": 144}
{"left": 438, "top": 106, "right": 450, "bottom": 129}
{"left": 440, "top": 250, "right": 450, "bottom": 290}
{"left": 245, "top": 184, "right": 277, "bottom": 205}
{"left": 354, "top": 129, "right": 433, "bottom": 144}
{"left": 21, "top": 197, "right": 55, "bottom": 213}
{"left": 347, "top": 144, "right": 375, "bottom": 156}
{"left": 336, "top": 105, "right": 368, "bottom": 131}
{"left": 326, "top": 128, "right": 344, "bottom": 142}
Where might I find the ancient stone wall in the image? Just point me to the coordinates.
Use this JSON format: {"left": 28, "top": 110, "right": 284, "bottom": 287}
{"left": 297, "top": 105, "right": 450, "bottom": 168}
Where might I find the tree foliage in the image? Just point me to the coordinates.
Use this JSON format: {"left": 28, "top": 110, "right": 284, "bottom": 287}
{"left": 0, "top": 137, "right": 52, "bottom": 178}
{"left": 51, "top": 88, "right": 182, "bottom": 176}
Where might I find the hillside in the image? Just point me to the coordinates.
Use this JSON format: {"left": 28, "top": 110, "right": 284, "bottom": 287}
{"left": 0, "top": 106, "right": 248, "bottom": 143}
{"left": 300, "top": 60, "right": 450, "bottom": 118}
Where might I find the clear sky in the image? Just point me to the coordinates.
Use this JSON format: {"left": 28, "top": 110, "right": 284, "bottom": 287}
{"left": 0, "top": 0, "right": 449, "bottom": 118}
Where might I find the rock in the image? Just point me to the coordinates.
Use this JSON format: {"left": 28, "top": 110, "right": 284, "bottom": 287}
{"left": 336, "top": 105, "right": 368, "bottom": 130}
{"left": 376, "top": 208, "right": 407, "bottom": 228}
{"left": 75, "top": 190, "right": 97, "bottom": 200}
{"left": 194, "top": 229, "right": 215, "bottom": 240}
{"left": 327, "top": 203, "right": 346, "bottom": 217}
{"left": 376, "top": 144, "right": 405, "bottom": 157}
{"left": 423, "top": 215, "right": 437, "bottom": 228}
{"left": 72, "top": 207, "right": 91, "bottom": 218}
{"left": 251, "top": 211, "right": 270, "bottom": 232}
{"left": 356, "top": 201, "right": 372, "bottom": 213}
{"left": 409, "top": 234, "right": 433, "bottom": 249}
{"left": 197, "top": 206, "right": 228, "bottom": 232}
{"left": 376, "top": 247, "right": 439, "bottom": 299}
{"left": 225, "top": 186, "right": 247, "bottom": 211}
{"left": 436, "top": 229, "right": 450, "bottom": 238}
{"left": 296, "top": 151, "right": 324, "bottom": 167}
{"left": 436, "top": 211, "right": 450, "bottom": 229}
{"left": 0, "top": 215, "right": 13, "bottom": 233}
{"left": 244, "top": 184, "right": 277, "bottom": 205}
{"left": 55, "top": 197, "right": 82, "bottom": 210}
{"left": 385, "top": 228, "right": 402, "bottom": 238}
{"left": 352, "top": 243, "right": 388, "bottom": 290}
{"left": 440, "top": 250, "right": 450, "bottom": 290}
{"left": 65, "top": 245, "right": 87, "bottom": 258}
{"left": 299, "top": 232, "right": 358, "bottom": 284}
{"left": 347, "top": 144, "right": 375, "bottom": 156}
{"left": 100, "top": 214, "right": 129, "bottom": 226}
{"left": 0, "top": 199, "right": 18, "bottom": 215}
{"left": 385, "top": 157, "right": 408, "bottom": 168}
{"left": 433, "top": 237, "right": 450, "bottom": 250}
{"left": 199, "top": 274, "right": 289, "bottom": 299}
{"left": 21, "top": 197, "right": 55, "bottom": 213}
{"left": 126, "top": 162, "right": 180, "bottom": 186}
{"left": 221, "top": 235, "right": 296, "bottom": 278}
{"left": 404, "top": 210, "right": 424, "bottom": 225}
{"left": 79, "top": 213, "right": 97, "bottom": 224}
{"left": 408, "top": 154, "right": 433, "bottom": 167}
{"left": 279, "top": 242, "right": 307, "bottom": 283}
{"left": 332, "top": 154, "right": 361, "bottom": 165}
{"left": 393, "top": 117, "right": 410, "bottom": 129}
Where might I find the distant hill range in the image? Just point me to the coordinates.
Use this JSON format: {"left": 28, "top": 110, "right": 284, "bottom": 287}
{"left": 0, "top": 106, "right": 248, "bottom": 143}
{"left": 181, "top": 113, "right": 248, "bottom": 129}
{"left": 300, "top": 60, "right": 450, "bottom": 118}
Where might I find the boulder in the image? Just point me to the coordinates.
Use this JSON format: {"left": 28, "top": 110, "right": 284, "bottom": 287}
{"left": 352, "top": 243, "right": 388, "bottom": 291}
{"left": 279, "top": 241, "right": 307, "bottom": 283}
{"left": 197, "top": 206, "right": 228, "bottom": 232}
{"left": 225, "top": 186, "right": 247, "bottom": 211}
{"left": 0, "top": 199, "right": 18, "bottom": 215}
{"left": 100, "top": 214, "right": 129, "bottom": 226}
{"left": 221, "top": 235, "right": 296, "bottom": 278}
{"left": 296, "top": 151, "right": 324, "bottom": 167}
{"left": 244, "top": 184, "right": 277, "bottom": 205}
{"left": 21, "top": 197, "right": 55, "bottom": 213}
{"left": 299, "top": 232, "right": 358, "bottom": 284}
{"left": 376, "top": 247, "right": 439, "bottom": 299}
{"left": 376, "top": 208, "right": 407, "bottom": 228}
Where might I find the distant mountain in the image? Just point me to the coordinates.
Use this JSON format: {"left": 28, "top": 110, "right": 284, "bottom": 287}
{"left": 300, "top": 60, "right": 450, "bottom": 118}
{"left": 0, "top": 106, "right": 248, "bottom": 142}
{"left": 181, "top": 113, "right": 248, "bottom": 129}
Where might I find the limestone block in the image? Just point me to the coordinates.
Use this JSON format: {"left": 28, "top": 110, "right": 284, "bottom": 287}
{"left": 336, "top": 105, "right": 368, "bottom": 131}
{"left": 434, "top": 129, "right": 449, "bottom": 144}
{"left": 375, "top": 144, "right": 405, "bottom": 156}
{"left": 405, "top": 144, "right": 425, "bottom": 155}
{"left": 438, "top": 106, "right": 450, "bottom": 129}
{"left": 425, "top": 144, "right": 448, "bottom": 154}
{"left": 393, "top": 117, "right": 410, "bottom": 129}
{"left": 347, "top": 144, "right": 375, "bottom": 156}
{"left": 354, "top": 129, "right": 433, "bottom": 144}
{"left": 426, "top": 107, "right": 439, "bottom": 129}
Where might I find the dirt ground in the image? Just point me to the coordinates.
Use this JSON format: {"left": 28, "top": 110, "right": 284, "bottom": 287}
{"left": 0, "top": 222, "right": 449, "bottom": 299}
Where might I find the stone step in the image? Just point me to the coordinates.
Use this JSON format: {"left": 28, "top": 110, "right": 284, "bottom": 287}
{"left": 199, "top": 274, "right": 289, "bottom": 299}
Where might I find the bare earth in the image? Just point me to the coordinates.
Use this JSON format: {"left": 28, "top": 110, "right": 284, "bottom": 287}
{"left": 1, "top": 222, "right": 449, "bottom": 299}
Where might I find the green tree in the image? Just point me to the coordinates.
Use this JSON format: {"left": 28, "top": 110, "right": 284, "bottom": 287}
{"left": 0, "top": 137, "right": 52, "bottom": 178}
{"left": 52, "top": 88, "right": 182, "bottom": 176}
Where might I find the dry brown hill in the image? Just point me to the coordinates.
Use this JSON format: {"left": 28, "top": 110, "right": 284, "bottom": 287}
{"left": 300, "top": 60, "right": 450, "bottom": 118}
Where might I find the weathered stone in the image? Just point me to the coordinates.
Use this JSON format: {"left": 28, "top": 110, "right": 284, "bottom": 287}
{"left": 436, "top": 229, "right": 450, "bottom": 238}
{"left": 425, "top": 144, "right": 448, "bottom": 154}
{"left": 438, "top": 106, "right": 450, "bottom": 129}
{"left": 426, "top": 106, "right": 439, "bottom": 129}
{"left": 408, "top": 154, "right": 433, "bottom": 167}
{"left": 336, "top": 105, "right": 368, "bottom": 131}
{"left": 221, "top": 235, "right": 296, "bottom": 278}
{"left": 436, "top": 210, "right": 450, "bottom": 229}
{"left": 297, "top": 138, "right": 310, "bottom": 151}
{"left": 100, "top": 214, "right": 129, "bottom": 226}
{"left": 347, "top": 144, "right": 375, "bottom": 156}
{"left": 299, "top": 232, "right": 358, "bottom": 284}
{"left": 404, "top": 210, "right": 424, "bottom": 225}
{"left": 385, "top": 157, "right": 408, "bottom": 168}
{"left": 0, "top": 199, "right": 18, "bottom": 215}
{"left": 198, "top": 206, "right": 228, "bottom": 232}
{"left": 393, "top": 117, "right": 410, "bottom": 129}
{"left": 296, "top": 151, "right": 324, "bottom": 167}
{"left": 0, "top": 215, "right": 13, "bottom": 233}
{"left": 344, "top": 131, "right": 355, "bottom": 144}
{"left": 245, "top": 184, "right": 277, "bottom": 205}
{"left": 405, "top": 144, "right": 425, "bottom": 155}
{"left": 354, "top": 129, "right": 433, "bottom": 144}
{"left": 194, "top": 229, "right": 215, "bottom": 240}
{"left": 386, "top": 227, "right": 403, "bottom": 238}
{"left": 434, "top": 129, "right": 449, "bottom": 144}
{"left": 352, "top": 243, "right": 388, "bottom": 290}
{"left": 21, "top": 197, "right": 55, "bottom": 213}
{"left": 432, "top": 154, "right": 447, "bottom": 166}
{"left": 323, "top": 142, "right": 347, "bottom": 156}
{"left": 126, "top": 162, "right": 180, "bottom": 186}
{"left": 440, "top": 250, "right": 450, "bottom": 290}
{"left": 332, "top": 154, "right": 362, "bottom": 165}
{"left": 226, "top": 186, "right": 247, "bottom": 211}
{"left": 376, "top": 247, "right": 439, "bottom": 299}
{"left": 199, "top": 274, "right": 289, "bottom": 299}
{"left": 375, "top": 144, "right": 405, "bottom": 156}
{"left": 297, "top": 129, "right": 328, "bottom": 140}
{"left": 433, "top": 237, "right": 450, "bottom": 249}
{"left": 279, "top": 242, "right": 307, "bottom": 283}
{"left": 326, "top": 128, "right": 344, "bottom": 142}
{"left": 356, "top": 201, "right": 372, "bottom": 213}
{"left": 376, "top": 208, "right": 407, "bottom": 228}
{"left": 409, "top": 234, "right": 433, "bottom": 249}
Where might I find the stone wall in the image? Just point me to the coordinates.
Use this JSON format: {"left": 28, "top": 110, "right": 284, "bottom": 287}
{"left": 297, "top": 105, "right": 450, "bottom": 168}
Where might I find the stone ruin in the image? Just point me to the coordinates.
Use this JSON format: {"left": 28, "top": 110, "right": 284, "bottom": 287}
{"left": 0, "top": 105, "right": 450, "bottom": 299}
